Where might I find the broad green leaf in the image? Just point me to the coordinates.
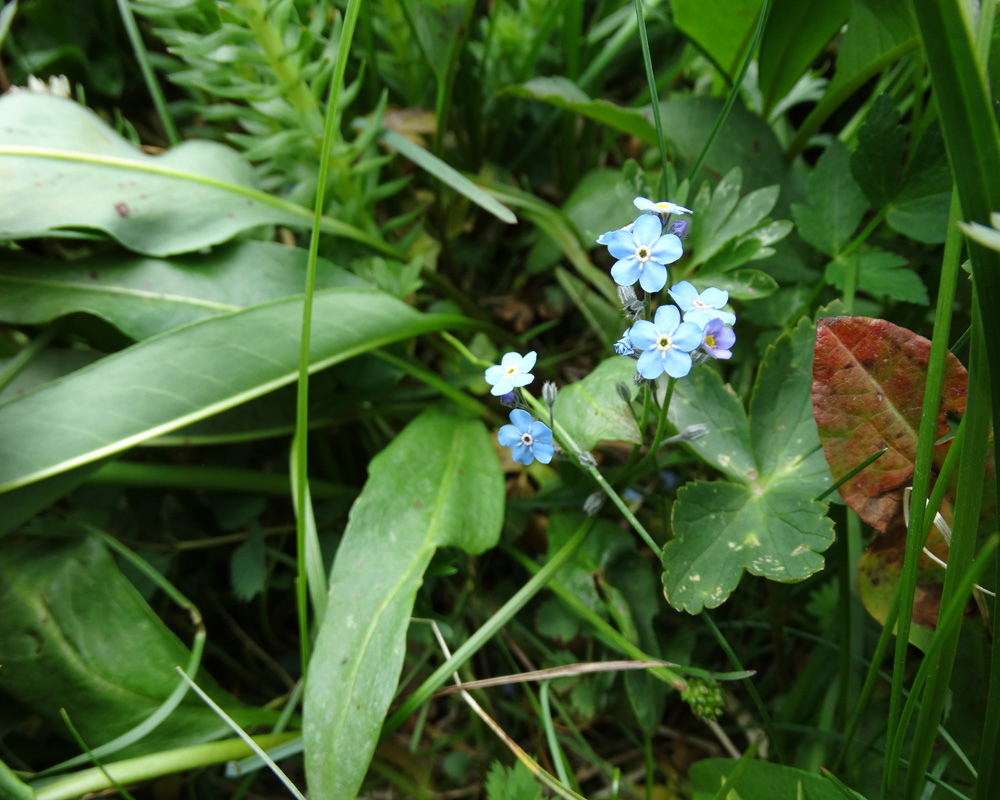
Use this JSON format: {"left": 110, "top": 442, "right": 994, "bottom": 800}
{"left": 672, "top": 0, "right": 763, "bottom": 80}
{"left": 811, "top": 316, "right": 966, "bottom": 531}
{"left": 700, "top": 269, "right": 778, "bottom": 301}
{"left": 0, "top": 527, "right": 277, "bottom": 756}
{"left": 303, "top": 404, "right": 504, "bottom": 800}
{"left": 691, "top": 758, "right": 865, "bottom": 800}
{"left": 664, "top": 319, "right": 834, "bottom": 613}
{"left": 0, "top": 93, "right": 387, "bottom": 256}
{"left": 659, "top": 97, "right": 801, "bottom": 209}
{"left": 507, "top": 77, "right": 658, "bottom": 146}
{"left": 687, "top": 168, "right": 782, "bottom": 270}
{"left": 553, "top": 357, "right": 641, "bottom": 452}
{"left": 0, "top": 289, "right": 469, "bottom": 493}
{"left": 791, "top": 140, "right": 869, "bottom": 257}
{"left": 850, "top": 94, "right": 906, "bottom": 209}
{"left": 0, "top": 241, "right": 365, "bottom": 340}
{"left": 757, "top": 0, "right": 849, "bottom": 116}
{"left": 824, "top": 250, "right": 928, "bottom": 305}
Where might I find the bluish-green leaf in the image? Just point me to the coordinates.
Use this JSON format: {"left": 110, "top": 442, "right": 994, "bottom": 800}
{"left": 0, "top": 290, "right": 469, "bottom": 493}
{"left": 0, "top": 93, "right": 388, "bottom": 256}
{"left": 664, "top": 319, "right": 834, "bottom": 613}
{"left": 0, "top": 241, "right": 365, "bottom": 340}
{"left": 0, "top": 528, "right": 277, "bottom": 756}
{"left": 553, "top": 357, "right": 641, "bottom": 451}
{"left": 303, "top": 404, "right": 504, "bottom": 799}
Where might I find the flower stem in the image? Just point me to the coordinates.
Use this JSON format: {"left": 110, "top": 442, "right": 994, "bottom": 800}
{"left": 522, "top": 390, "right": 660, "bottom": 553}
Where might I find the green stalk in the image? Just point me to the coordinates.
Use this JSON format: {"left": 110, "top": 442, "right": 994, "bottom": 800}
{"left": 902, "top": 303, "right": 991, "bottom": 800}
{"left": 632, "top": 0, "right": 671, "bottom": 193}
{"left": 883, "top": 183, "right": 963, "bottom": 791}
{"left": 33, "top": 735, "right": 296, "bottom": 800}
{"left": 686, "top": 0, "right": 773, "bottom": 185}
{"left": 292, "top": 0, "right": 364, "bottom": 674}
{"left": 381, "top": 516, "right": 597, "bottom": 735}
{"left": 115, "top": 0, "right": 180, "bottom": 145}
{"left": 522, "top": 389, "right": 660, "bottom": 552}
{"left": 701, "top": 610, "right": 784, "bottom": 764}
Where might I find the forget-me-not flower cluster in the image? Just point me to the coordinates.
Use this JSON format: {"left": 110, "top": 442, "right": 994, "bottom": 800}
{"left": 597, "top": 197, "right": 737, "bottom": 380}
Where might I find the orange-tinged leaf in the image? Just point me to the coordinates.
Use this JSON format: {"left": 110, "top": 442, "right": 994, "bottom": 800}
{"left": 811, "top": 316, "right": 966, "bottom": 531}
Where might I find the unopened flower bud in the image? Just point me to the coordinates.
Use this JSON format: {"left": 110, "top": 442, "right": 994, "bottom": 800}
{"left": 542, "top": 381, "right": 558, "bottom": 408}
{"left": 576, "top": 451, "right": 597, "bottom": 468}
{"left": 615, "top": 382, "right": 632, "bottom": 405}
{"left": 583, "top": 491, "right": 605, "bottom": 516}
{"left": 668, "top": 220, "right": 688, "bottom": 239}
{"left": 499, "top": 391, "right": 516, "bottom": 406}
{"left": 665, "top": 423, "right": 709, "bottom": 444}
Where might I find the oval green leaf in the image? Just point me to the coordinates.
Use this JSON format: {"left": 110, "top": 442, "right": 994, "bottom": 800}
{"left": 303, "top": 404, "right": 504, "bottom": 799}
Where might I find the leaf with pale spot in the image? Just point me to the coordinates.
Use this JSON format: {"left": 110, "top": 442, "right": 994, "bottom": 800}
{"left": 664, "top": 318, "right": 834, "bottom": 613}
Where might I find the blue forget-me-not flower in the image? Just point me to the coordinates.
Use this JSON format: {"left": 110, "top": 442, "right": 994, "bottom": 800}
{"left": 628, "top": 305, "right": 704, "bottom": 379}
{"left": 485, "top": 351, "right": 536, "bottom": 396}
{"left": 605, "top": 214, "right": 683, "bottom": 293}
{"left": 699, "top": 317, "right": 736, "bottom": 360}
{"left": 498, "top": 408, "right": 554, "bottom": 465}
{"left": 668, "top": 281, "right": 736, "bottom": 327}
{"left": 633, "top": 197, "right": 692, "bottom": 216}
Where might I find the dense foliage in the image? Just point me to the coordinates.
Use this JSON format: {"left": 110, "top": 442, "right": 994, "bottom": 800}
{"left": 1, "top": 1, "right": 998, "bottom": 799}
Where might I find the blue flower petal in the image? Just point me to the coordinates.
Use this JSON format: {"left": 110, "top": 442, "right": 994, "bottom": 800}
{"left": 629, "top": 320, "right": 658, "bottom": 350}
{"left": 532, "top": 442, "right": 554, "bottom": 464}
{"left": 664, "top": 349, "right": 693, "bottom": 378}
{"left": 509, "top": 408, "right": 533, "bottom": 432}
{"left": 638, "top": 261, "right": 667, "bottom": 293}
{"left": 673, "top": 321, "right": 705, "bottom": 352}
{"left": 611, "top": 258, "right": 640, "bottom": 287}
{"left": 667, "top": 280, "right": 699, "bottom": 310}
{"left": 636, "top": 348, "right": 665, "bottom": 379}
{"left": 606, "top": 230, "right": 638, "bottom": 259}
{"left": 700, "top": 287, "right": 729, "bottom": 307}
{"left": 631, "top": 213, "right": 662, "bottom": 242}
{"left": 529, "top": 420, "right": 553, "bottom": 443}
{"left": 652, "top": 304, "right": 681, "bottom": 333}
{"left": 498, "top": 424, "right": 522, "bottom": 447}
{"left": 649, "top": 233, "right": 683, "bottom": 265}
{"left": 520, "top": 351, "right": 537, "bottom": 372}
{"left": 511, "top": 443, "right": 534, "bottom": 465}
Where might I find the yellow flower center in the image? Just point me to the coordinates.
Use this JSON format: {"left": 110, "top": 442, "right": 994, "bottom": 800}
{"left": 656, "top": 334, "right": 672, "bottom": 352}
